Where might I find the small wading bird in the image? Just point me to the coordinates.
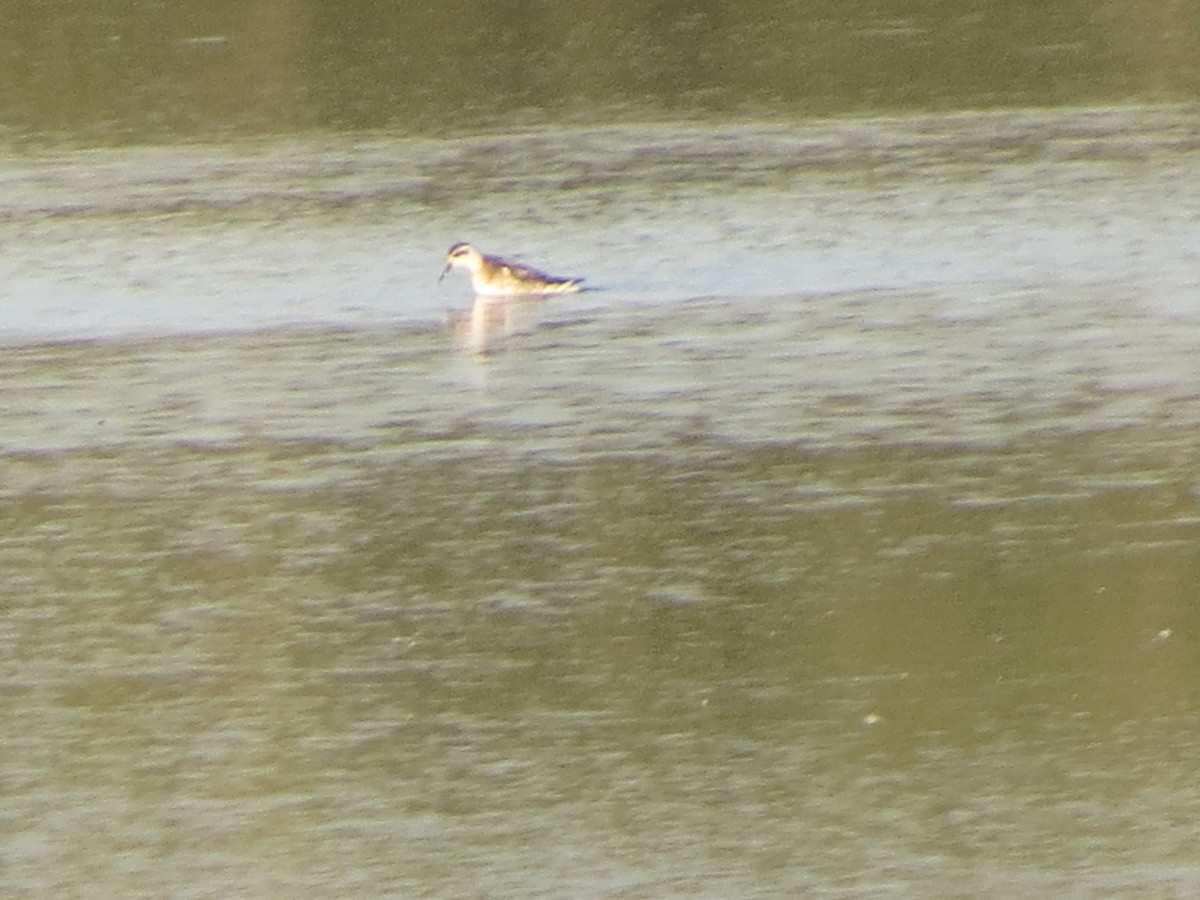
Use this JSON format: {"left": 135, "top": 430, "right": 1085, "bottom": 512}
{"left": 439, "top": 242, "right": 584, "bottom": 297}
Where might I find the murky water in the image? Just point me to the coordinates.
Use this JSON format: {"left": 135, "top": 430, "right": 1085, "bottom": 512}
{"left": 3, "top": 5, "right": 1200, "bottom": 894}
{"left": 2, "top": 1, "right": 1198, "bottom": 139}
{"left": 4, "top": 194, "right": 1200, "bottom": 894}
{"left": 3, "top": 105, "right": 1199, "bottom": 341}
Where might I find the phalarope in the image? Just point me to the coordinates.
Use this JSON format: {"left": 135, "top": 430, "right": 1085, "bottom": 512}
{"left": 439, "top": 242, "right": 583, "bottom": 297}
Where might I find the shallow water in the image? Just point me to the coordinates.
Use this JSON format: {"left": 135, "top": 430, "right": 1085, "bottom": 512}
{"left": 3, "top": 235, "right": 1200, "bottom": 895}
{"left": 2, "top": 105, "right": 1199, "bottom": 341}
{"left": 3, "top": 47, "right": 1200, "bottom": 897}
{"left": 3, "top": 0, "right": 1198, "bottom": 140}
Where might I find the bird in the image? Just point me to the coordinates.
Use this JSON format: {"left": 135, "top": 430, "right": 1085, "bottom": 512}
{"left": 438, "top": 242, "right": 584, "bottom": 297}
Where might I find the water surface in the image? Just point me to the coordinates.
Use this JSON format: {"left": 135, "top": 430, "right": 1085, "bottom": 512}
{"left": 2, "top": 0, "right": 1197, "bottom": 140}
{"left": 2, "top": 105, "right": 1198, "bottom": 340}
{"left": 2, "top": 5, "right": 1200, "bottom": 895}
{"left": 3, "top": 271, "right": 1200, "bottom": 895}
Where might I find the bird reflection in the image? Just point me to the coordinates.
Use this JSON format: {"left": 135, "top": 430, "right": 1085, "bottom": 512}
{"left": 447, "top": 295, "right": 547, "bottom": 354}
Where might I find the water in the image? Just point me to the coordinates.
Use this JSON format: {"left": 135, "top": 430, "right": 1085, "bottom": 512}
{"left": 4, "top": 280, "right": 1200, "bottom": 895}
{"left": 3, "top": 107, "right": 1198, "bottom": 340}
{"left": 3, "top": 3, "right": 1200, "bottom": 897}
{"left": 2, "top": 1, "right": 1197, "bottom": 139}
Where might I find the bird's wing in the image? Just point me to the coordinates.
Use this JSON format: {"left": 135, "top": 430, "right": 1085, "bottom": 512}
{"left": 502, "top": 260, "right": 555, "bottom": 281}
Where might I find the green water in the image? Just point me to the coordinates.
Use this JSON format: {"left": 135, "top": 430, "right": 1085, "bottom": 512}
{"left": 1, "top": 1, "right": 1197, "bottom": 141}
{"left": 3, "top": 2, "right": 1200, "bottom": 897}
{"left": 4, "top": 290, "right": 1200, "bottom": 896}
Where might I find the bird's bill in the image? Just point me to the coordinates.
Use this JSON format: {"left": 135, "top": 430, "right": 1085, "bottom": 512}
{"left": 438, "top": 262, "right": 452, "bottom": 282}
